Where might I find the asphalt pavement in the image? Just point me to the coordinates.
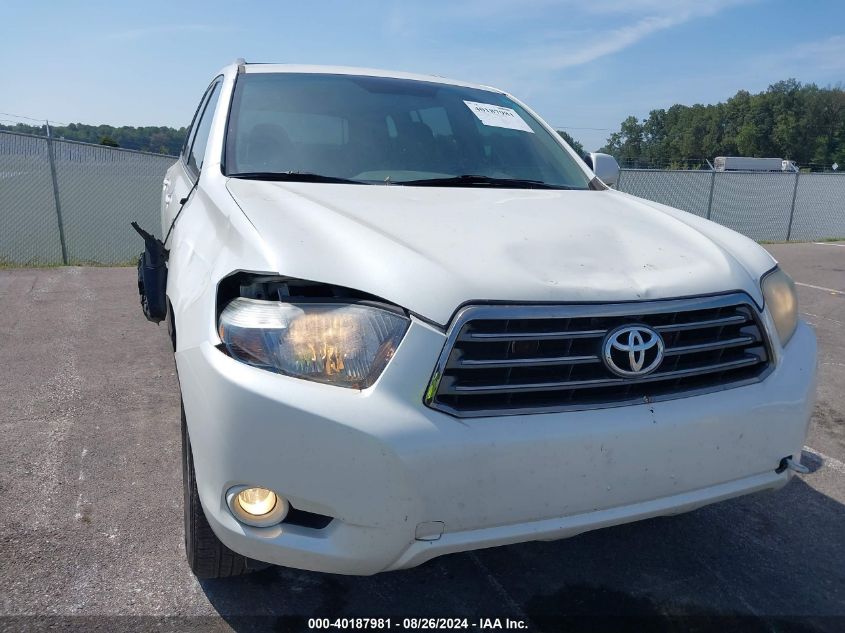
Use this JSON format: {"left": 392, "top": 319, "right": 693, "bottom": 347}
{"left": 0, "top": 241, "right": 843, "bottom": 632}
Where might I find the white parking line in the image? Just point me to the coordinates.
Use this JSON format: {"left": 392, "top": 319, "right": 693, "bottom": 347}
{"left": 804, "top": 446, "right": 845, "bottom": 475}
{"left": 802, "top": 311, "right": 844, "bottom": 326}
{"left": 795, "top": 282, "right": 845, "bottom": 296}
{"left": 812, "top": 242, "right": 845, "bottom": 248}
{"left": 74, "top": 447, "right": 88, "bottom": 522}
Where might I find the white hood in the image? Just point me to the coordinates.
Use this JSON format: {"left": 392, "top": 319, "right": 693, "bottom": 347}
{"left": 226, "top": 180, "right": 774, "bottom": 326}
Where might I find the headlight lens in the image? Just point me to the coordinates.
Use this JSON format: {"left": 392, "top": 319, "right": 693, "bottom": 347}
{"left": 761, "top": 267, "right": 798, "bottom": 347}
{"left": 218, "top": 298, "right": 409, "bottom": 388}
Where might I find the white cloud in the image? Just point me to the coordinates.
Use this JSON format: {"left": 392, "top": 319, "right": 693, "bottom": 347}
{"left": 526, "top": 0, "right": 753, "bottom": 70}
{"left": 107, "top": 24, "right": 226, "bottom": 41}
{"left": 534, "top": 14, "right": 682, "bottom": 70}
{"left": 390, "top": 0, "right": 752, "bottom": 78}
{"left": 779, "top": 35, "right": 845, "bottom": 74}
{"left": 579, "top": 0, "right": 744, "bottom": 15}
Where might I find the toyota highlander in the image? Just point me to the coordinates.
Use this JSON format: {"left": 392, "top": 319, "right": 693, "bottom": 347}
{"left": 136, "top": 61, "right": 817, "bottom": 578}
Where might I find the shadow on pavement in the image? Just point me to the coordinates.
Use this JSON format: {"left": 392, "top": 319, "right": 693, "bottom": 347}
{"left": 199, "top": 477, "right": 845, "bottom": 632}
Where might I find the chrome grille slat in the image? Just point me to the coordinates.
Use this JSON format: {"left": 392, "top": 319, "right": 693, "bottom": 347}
{"left": 654, "top": 314, "right": 748, "bottom": 332}
{"left": 663, "top": 335, "right": 756, "bottom": 356}
{"left": 425, "top": 293, "right": 773, "bottom": 418}
{"left": 455, "top": 354, "right": 600, "bottom": 368}
{"left": 461, "top": 329, "right": 606, "bottom": 341}
{"left": 445, "top": 355, "right": 761, "bottom": 395}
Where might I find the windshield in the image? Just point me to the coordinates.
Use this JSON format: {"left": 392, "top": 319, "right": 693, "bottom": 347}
{"left": 224, "top": 73, "right": 592, "bottom": 189}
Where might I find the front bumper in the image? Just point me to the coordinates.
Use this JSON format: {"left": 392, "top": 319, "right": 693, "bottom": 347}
{"left": 176, "top": 319, "right": 817, "bottom": 575}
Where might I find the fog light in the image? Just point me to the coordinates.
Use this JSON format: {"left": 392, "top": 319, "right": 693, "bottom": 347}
{"left": 238, "top": 488, "right": 276, "bottom": 516}
{"left": 226, "top": 485, "right": 289, "bottom": 527}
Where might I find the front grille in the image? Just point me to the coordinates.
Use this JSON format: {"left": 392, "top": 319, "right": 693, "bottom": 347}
{"left": 425, "top": 293, "right": 772, "bottom": 417}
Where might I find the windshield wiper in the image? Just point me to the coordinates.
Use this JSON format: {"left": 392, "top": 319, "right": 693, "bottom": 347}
{"left": 228, "top": 171, "right": 369, "bottom": 185}
{"left": 397, "top": 174, "right": 576, "bottom": 189}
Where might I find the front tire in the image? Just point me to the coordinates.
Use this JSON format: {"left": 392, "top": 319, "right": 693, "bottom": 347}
{"left": 181, "top": 403, "right": 269, "bottom": 579}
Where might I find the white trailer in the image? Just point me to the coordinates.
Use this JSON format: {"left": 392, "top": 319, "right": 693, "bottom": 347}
{"left": 714, "top": 156, "right": 798, "bottom": 172}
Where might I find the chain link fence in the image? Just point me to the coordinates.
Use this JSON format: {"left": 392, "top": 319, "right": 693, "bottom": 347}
{"left": 617, "top": 169, "right": 845, "bottom": 241}
{"left": 0, "top": 130, "right": 175, "bottom": 266}
{"left": 0, "top": 133, "right": 64, "bottom": 265}
{"left": 3, "top": 132, "right": 845, "bottom": 267}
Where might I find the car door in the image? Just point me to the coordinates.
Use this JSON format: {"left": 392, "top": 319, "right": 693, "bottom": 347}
{"left": 161, "top": 77, "right": 224, "bottom": 238}
{"left": 161, "top": 88, "right": 205, "bottom": 237}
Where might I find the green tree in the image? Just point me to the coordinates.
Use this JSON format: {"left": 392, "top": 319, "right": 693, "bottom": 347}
{"left": 735, "top": 122, "right": 762, "bottom": 156}
{"left": 601, "top": 116, "right": 644, "bottom": 166}
{"left": 99, "top": 136, "right": 119, "bottom": 147}
{"left": 0, "top": 121, "right": 187, "bottom": 155}
{"left": 556, "top": 130, "right": 585, "bottom": 156}
{"left": 600, "top": 80, "right": 845, "bottom": 170}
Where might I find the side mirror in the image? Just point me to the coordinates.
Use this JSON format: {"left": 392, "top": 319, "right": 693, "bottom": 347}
{"left": 588, "top": 152, "right": 620, "bottom": 187}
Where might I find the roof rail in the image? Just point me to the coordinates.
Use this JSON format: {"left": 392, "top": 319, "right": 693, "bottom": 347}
{"left": 235, "top": 58, "right": 246, "bottom": 74}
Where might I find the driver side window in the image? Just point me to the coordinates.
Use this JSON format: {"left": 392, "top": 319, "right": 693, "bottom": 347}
{"left": 185, "top": 78, "right": 223, "bottom": 175}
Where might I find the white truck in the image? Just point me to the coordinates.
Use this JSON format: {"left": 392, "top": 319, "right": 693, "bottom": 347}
{"left": 714, "top": 156, "right": 798, "bottom": 173}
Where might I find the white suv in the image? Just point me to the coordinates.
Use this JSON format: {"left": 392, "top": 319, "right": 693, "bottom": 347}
{"left": 147, "top": 61, "right": 816, "bottom": 578}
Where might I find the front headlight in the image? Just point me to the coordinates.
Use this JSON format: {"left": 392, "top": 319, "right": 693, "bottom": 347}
{"left": 761, "top": 267, "right": 798, "bottom": 347}
{"left": 218, "top": 298, "right": 409, "bottom": 388}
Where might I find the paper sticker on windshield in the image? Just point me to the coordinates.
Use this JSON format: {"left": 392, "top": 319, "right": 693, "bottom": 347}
{"left": 464, "top": 101, "right": 534, "bottom": 133}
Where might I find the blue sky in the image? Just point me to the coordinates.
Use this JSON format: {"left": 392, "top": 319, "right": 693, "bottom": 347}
{"left": 2, "top": 0, "right": 843, "bottom": 150}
